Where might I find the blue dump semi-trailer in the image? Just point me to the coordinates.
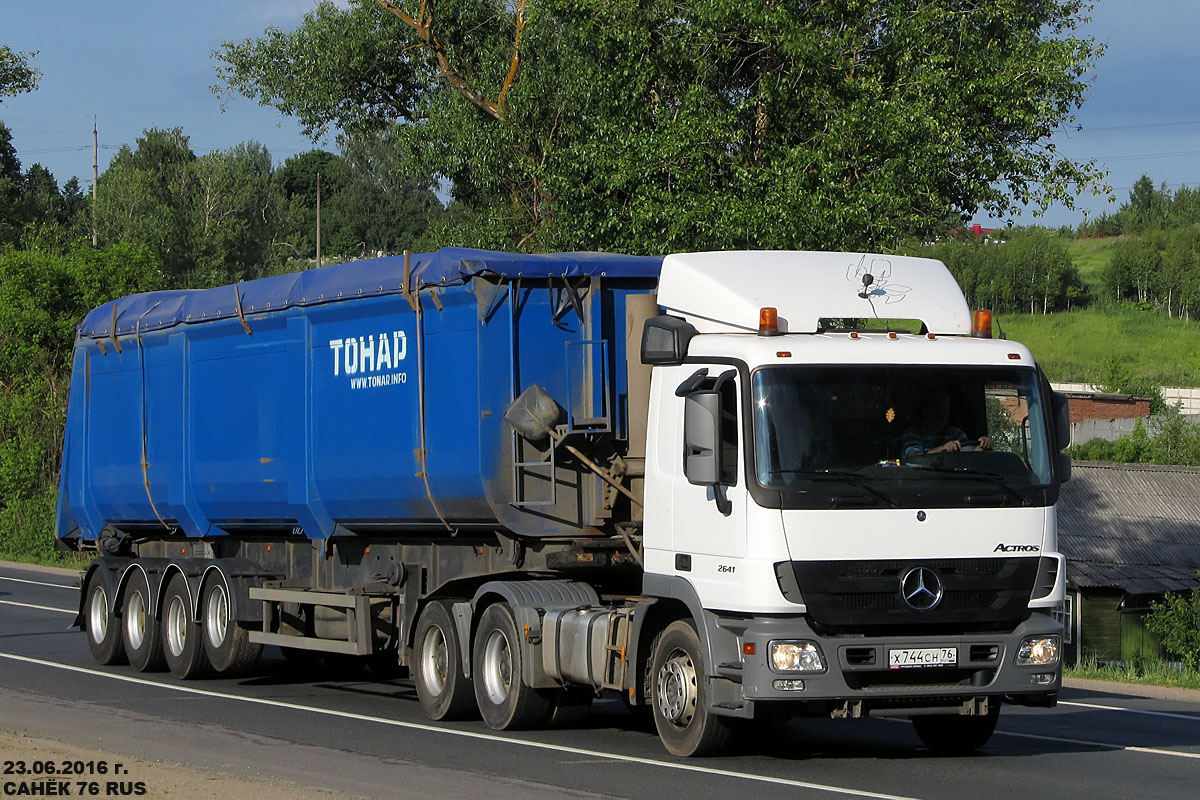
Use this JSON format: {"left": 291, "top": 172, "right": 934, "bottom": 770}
{"left": 59, "top": 248, "right": 1072, "bottom": 756}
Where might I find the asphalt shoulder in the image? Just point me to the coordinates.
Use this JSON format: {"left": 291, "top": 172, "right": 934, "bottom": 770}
{"left": 0, "top": 559, "right": 83, "bottom": 579}
{"left": 1063, "top": 676, "right": 1200, "bottom": 704}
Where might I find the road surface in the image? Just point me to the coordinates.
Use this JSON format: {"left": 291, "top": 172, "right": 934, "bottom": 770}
{"left": 2, "top": 563, "right": 1197, "bottom": 799}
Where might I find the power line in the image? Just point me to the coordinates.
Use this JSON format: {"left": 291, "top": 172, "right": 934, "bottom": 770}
{"left": 1071, "top": 119, "right": 1200, "bottom": 134}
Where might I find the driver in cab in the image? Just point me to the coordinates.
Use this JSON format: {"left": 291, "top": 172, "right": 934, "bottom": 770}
{"left": 903, "top": 392, "right": 992, "bottom": 459}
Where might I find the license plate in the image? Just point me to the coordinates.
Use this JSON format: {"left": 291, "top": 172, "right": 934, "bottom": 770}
{"left": 888, "top": 647, "right": 957, "bottom": 669}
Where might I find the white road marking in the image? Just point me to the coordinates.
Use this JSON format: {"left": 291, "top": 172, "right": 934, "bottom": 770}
{"left": 0, "top": 600, "right": 76, "bottom": 615}
{"left": 0, "top": 575, "right": 77, "bottom": 591}
{"left": 0, "top": 652, "right": 919, "bottom": 800}
{"left": 1058, "top": 699, "right": 1200, "bottom": 723}
{"left": 993, "top": 728, "right": 1200, "bottom": 760}
{"left": 878, "top": 714, "right": 1200, "bottom": 760}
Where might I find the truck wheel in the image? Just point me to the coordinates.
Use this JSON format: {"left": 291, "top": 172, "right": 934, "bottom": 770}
{"left": 161, "top": 574, "right": 211, "bottom": 679}
{"left": 911, "top": 705, "right": 1000, "bottom": 754}
{"left": 122, "top": 571, "right": 164, "bottom": 672}
{"left": 413, "top": 601, "right": 476, "bottom": 720}
{"left": 201, "top": 578, "right": 261, "bottom": 675}
{"left": 84, "top": 577, "right": 126, "bottom": 665}
{"left": 650, "top": 620, "right": 733, "bottom": 757}
{"left": 472, "top": 602, "right": 554, "bottom": 730}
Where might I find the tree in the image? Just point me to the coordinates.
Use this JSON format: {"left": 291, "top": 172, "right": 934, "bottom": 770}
{"left": 1145, "top": 583, "right": 1200, "bottom": 672}
{"left": 0, "top": 122, "right": 24, "bottom": 246}
{"left": 216, "top": 0, "right": 1107, "bottom": 252}
{"left": 0, "top": 45, "right": 39, "bottom": 101}
{"left": 0, "top": 243, "right": 160, "bottom": 561}
{"left": 275, "top": 149, "right": 352, "bottom": 258}
{"left": 188, "top": 142, "right": 281, "bottom": 284}
{"left": 336, "top": 128, "right": 442, "bottom": 255}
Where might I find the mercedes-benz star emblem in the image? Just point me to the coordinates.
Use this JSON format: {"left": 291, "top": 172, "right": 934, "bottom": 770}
{"left": 900, "top": 566, "right": 944, "bottom": 612}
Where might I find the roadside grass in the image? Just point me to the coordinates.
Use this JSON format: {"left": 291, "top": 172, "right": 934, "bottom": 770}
{"left": 0, "top": 550, "right": 90, "bottom": 571}
{"left": 996, "top": 308, "right": 1200, "bottom": 385}
{"left": 1066, "top": 659, "right": 1200, "bottom": 691}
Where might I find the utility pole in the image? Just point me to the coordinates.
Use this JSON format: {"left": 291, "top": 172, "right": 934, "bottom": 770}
{"left": 91, "top": 116, "right": 98, "bottom": 247}
{"left": 315, "top": 171, "right": 321, "bottom": 269}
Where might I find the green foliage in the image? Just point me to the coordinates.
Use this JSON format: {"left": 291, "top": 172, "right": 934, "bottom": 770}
{"left": 0, "top": 45, "right": 40, "bottom": 101}
{"left": 1069, "top": 407, "right": 1200, "bottom": 467}
{"left": 92, "top": 127, "right": 440, "bottom": 284}
{"left": 998, "top": 308, "right": 1200, "bottom": 386}
{"left": 0, "top": 244, "right": 160, "bottom": 562}
{"left": 1066, "top": 658, "right": 1200, "bottom": 689}
{"left": 1145, "top": 583, "right": 1200, "bottom": 672}
{"left": 216, "top": 0, "right": 1106, "bottom": 252}
{"left": 1097, "top": 356, "right": 1166, "bottom": 414}
{"left": 917, "top": 230, "right": 1086, "bottom": 314}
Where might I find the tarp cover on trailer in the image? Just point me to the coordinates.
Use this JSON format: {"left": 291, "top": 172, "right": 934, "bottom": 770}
{"left": 77, "top": 247, "right": 664, "bottom": 338}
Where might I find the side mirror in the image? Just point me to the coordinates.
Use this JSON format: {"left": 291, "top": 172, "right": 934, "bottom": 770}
{"left": 684, "top": 390, "right": 722, "bottom": 485}
{"left": 1051, "top": 391, "right": 1071, "bottom": 451}
{"left": 642, "top": 316, "right": 698, "bottom": 365}
{"left": 1057, "top": 452, "right": 1072, "bottom": 483}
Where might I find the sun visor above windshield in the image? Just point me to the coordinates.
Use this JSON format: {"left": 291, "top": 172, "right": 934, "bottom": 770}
{"left": 656, "top": 251, "right": 972, "bottom": 335}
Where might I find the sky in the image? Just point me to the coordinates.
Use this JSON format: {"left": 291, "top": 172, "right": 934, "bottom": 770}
{"left": 2, "top": 1, "right": 1199, "bottom": 231}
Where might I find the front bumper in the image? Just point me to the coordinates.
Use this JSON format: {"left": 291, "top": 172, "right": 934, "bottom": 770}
{"left": 733, "top": 613, "right": 1061, "bottom": 716}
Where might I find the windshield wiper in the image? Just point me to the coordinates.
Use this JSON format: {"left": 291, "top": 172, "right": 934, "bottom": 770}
{"left": 905, "top": 466, "right": 1031, "bottom": 506}
{"left": 802, "top": 470, "right": 900, "bottom": 508}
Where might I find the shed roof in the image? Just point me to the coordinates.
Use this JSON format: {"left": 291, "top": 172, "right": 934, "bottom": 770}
{"left": 1059, "top": 461, "right": 1200, "bottom": 594}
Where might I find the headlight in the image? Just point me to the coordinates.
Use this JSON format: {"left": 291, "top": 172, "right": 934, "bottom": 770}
{"left": 769, "top": 641, "right": 825, "bottom": 672}
{"left": 1015, "top": 635, "right": 1060, "bottom": 666}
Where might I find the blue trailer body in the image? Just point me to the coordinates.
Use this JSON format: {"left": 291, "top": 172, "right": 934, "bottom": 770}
{"left": 56, "top": 247, "right": 662, "bottom": 544}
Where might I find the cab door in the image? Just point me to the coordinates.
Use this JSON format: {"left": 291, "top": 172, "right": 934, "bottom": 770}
{"left": 669, "top": 365, "right": 748, "bottom": 607}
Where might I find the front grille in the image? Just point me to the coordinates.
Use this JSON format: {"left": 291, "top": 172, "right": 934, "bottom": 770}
{"left": 786, "top": 557, "right": 1040, "bottom": 632}
{"left": 846, "top": 668, "right": 996, "bottom": 691}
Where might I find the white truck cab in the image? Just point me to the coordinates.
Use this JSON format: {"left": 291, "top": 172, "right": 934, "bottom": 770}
{"left": 638, "top": 251, "right": 1068, "bottom": 755}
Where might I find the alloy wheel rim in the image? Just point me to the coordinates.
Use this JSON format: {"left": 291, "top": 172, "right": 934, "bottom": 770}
{"left": 482, "top": 628, "right": 513, "bottom": 705}
{"left": 126, "top": 589, "right": 147, "bottom": 650}
{"left": 166, "top": 595, "right": 187, "bottom": 657}
{"left": 420, "top": 626, "right": 448, "bottom": 696}
{"left": 89, "top": 586, "right": 109, "bottom": 643}
{"left": 205, "top": 585, "right": 228, "bottom": 649}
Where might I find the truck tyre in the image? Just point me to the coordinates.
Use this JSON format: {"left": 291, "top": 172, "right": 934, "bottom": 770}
{"left": 472, "top": 602, "right": 554, "bottom": 730}
{"left": 911, "top": 705, "right": 1000, "bottom": 754}
{"left": 161, "top": 573, "right": 211, "bottom": 679}
{"left": 650, "top": 620, "right": 733, "bottom": 757}
{"left": 84, "top": 576, "right": 126, "bottom": 666}
{"left": 413, "top": 601, "right": 476, "bottom": 720}
{"left": 122, "top": 571, "right": 164, "bottom": 672}
{"left": 201, "top": 577, "right": 261, "bottom": 675}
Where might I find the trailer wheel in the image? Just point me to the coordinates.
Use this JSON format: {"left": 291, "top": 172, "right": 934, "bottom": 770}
{"left": 911, "top": 704, "right": 1000, "bottom": 754}
{"left": 472, "top": 602, "right": 554, "bottom": 730}
{"left": 412, "top": 601, "right": 475, "bottom": 720}
{"left": 122, "top": 571, "right": 164, "bottom": 672}
{"left": 84, "top": 577, "right": 126, "bottom": 666}
{"left": 161, "top": 574, "right": 211, "bottom": 679}
{"left": 650, "top": 620, "right": 733, "bottom": 757}
{"left": 201, "top": 578, "right": 261, "bottom": 675}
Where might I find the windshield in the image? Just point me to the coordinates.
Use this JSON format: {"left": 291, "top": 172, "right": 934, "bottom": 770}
{"left": 751, "top": 365, "right": 1053, "bottom": 507}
